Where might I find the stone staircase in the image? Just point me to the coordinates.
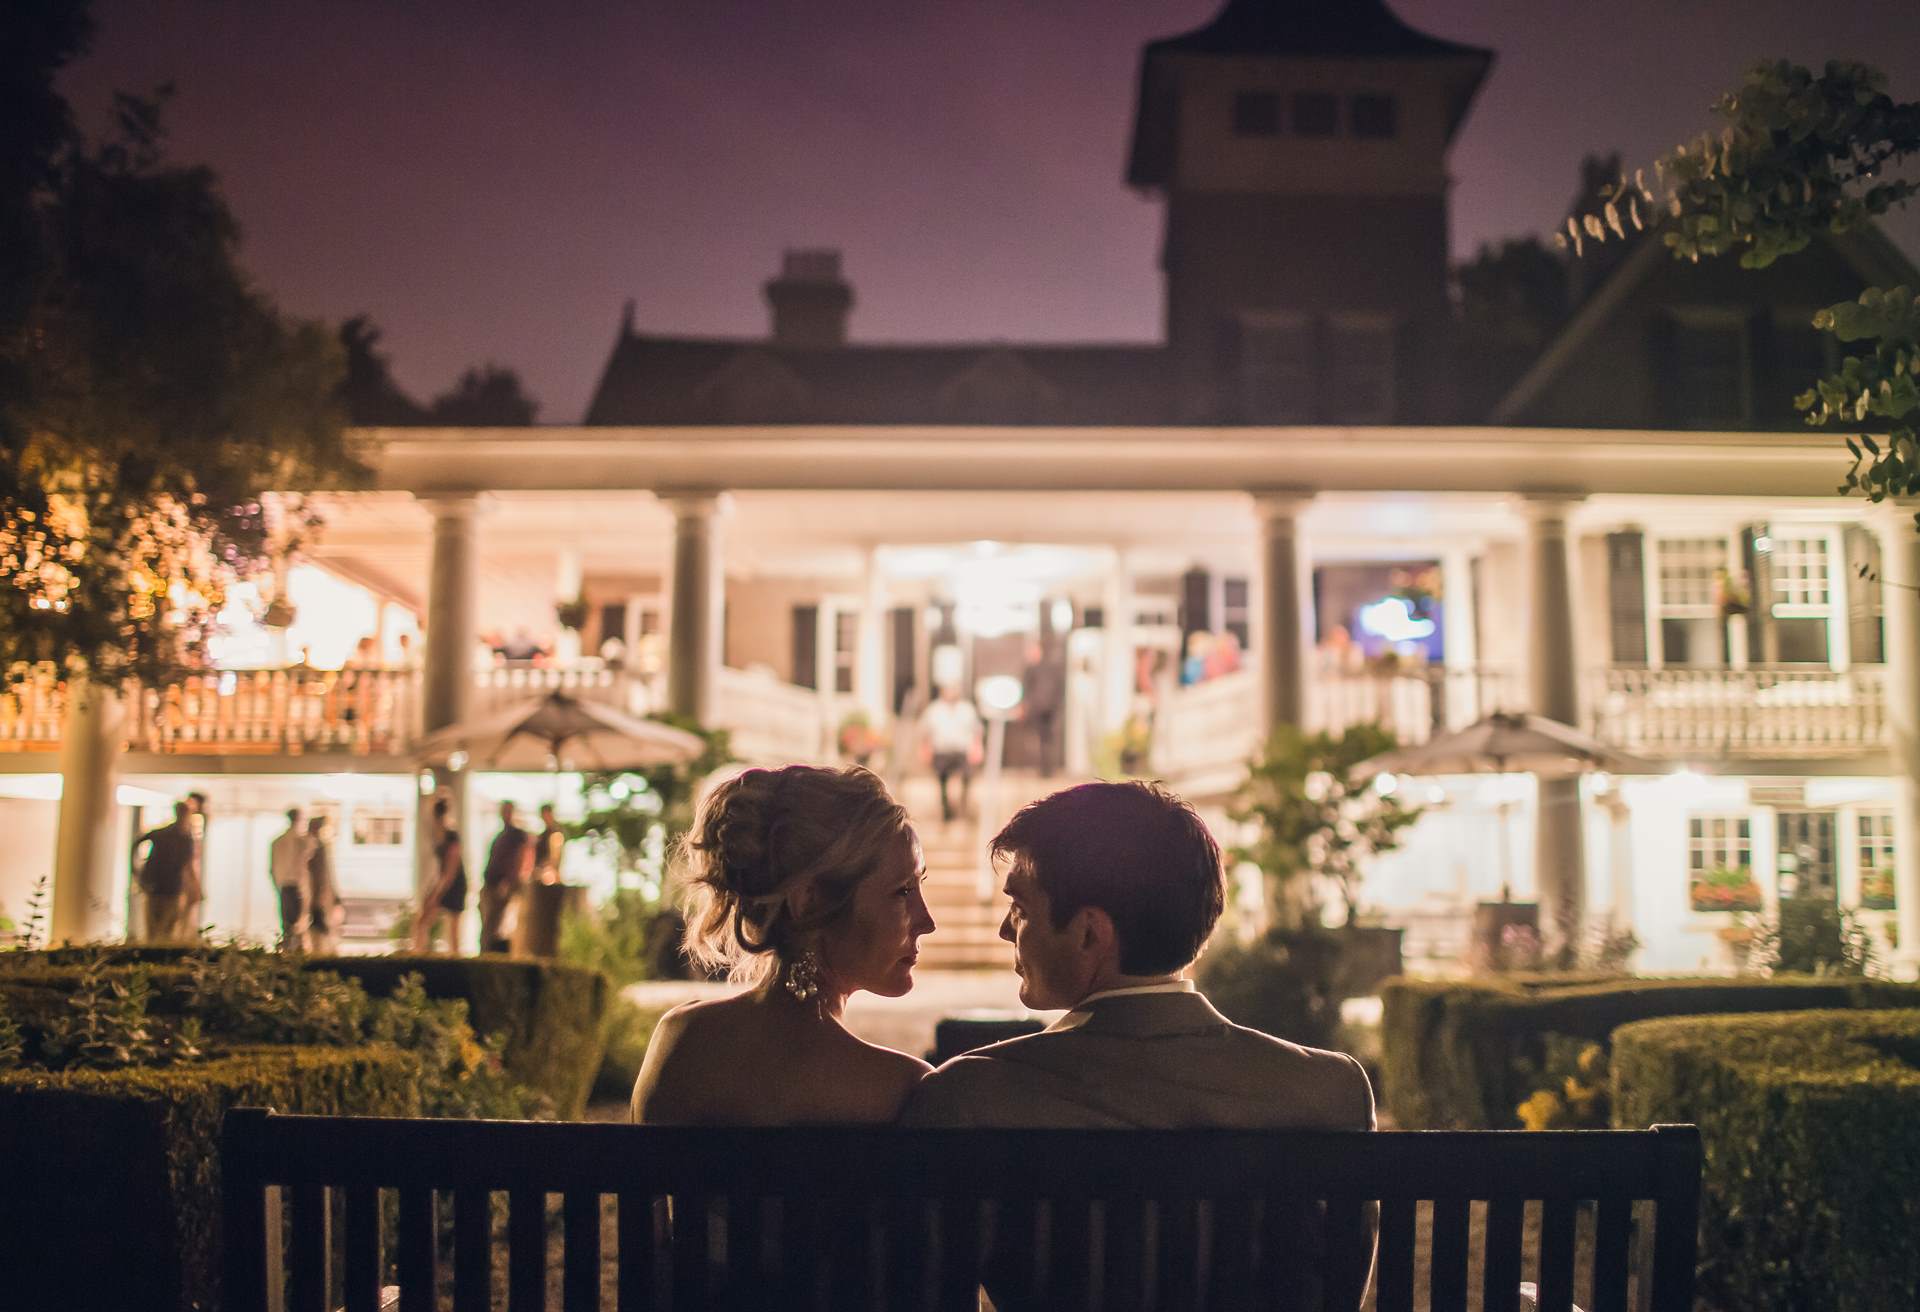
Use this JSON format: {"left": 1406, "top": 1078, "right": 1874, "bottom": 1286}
{"left": 898, "top": 771, "right": 1084, "bottom": 971}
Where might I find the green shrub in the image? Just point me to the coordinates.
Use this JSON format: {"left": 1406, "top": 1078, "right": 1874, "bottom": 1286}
{"left": 1613, "top": 1010, "right": 1920, "bottom": 1311}
{"left": 594, "top": 995, "right": 671, "bottom": 1104}
{"left": 0, "top": 1046, "right": 419, "bottom": 1312}
{"left": 319, "top": 954, "right": 607, "bottom": 1117}
{"left": 1197, "top": 930, "right": 1347, "bottom": 1049}
{"left": 1381, "top": 974, "right": 1920, "bottom": 1129}
{"left": 1, "top": 949, "right": 610, "bottom": 1117}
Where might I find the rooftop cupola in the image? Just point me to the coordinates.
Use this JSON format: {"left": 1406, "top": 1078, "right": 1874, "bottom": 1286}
{"left": 764, "top": 249, "right": 854, "bottom": 349}
{"left": 1125, "top": 0, "right": 1494, "bottom": 423}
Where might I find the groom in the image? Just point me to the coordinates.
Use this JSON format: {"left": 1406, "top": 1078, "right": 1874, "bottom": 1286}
{"left": 902, "top": 779, "right": 1375, "bottom": 1131}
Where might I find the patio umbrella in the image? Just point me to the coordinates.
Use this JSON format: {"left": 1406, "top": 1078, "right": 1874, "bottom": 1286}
{"left": 1352, "top": 711, "right": 1652, "bottom": 909}
{"left": 414, "top": 691, "right": 705, "bottom": 773}
{"left": 1352, "top": 711, "right": 1652, "bottom": 781}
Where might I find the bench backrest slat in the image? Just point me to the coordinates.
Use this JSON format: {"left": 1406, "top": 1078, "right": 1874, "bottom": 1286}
{"left": 221, "top": 1110, "right": 1701, "bottom": 1312}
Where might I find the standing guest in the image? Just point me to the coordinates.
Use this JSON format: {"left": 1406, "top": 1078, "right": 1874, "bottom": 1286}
{"left": 306, "top": 815, "right": 342, "bottom": 955}
{"left": 268, "top": 808, "right": 311, "bottom": 951}
{"left": 413, "top": 796, "right": 469, "bottom": 953}
{"left": 918, "top": 683, "right": 983, "bottom": 824}
{"left": 533, "top": 803, "right": 567, "bottom": 885}
{"left": 131, "top": 801, "right": 200, "bottom": 944}
{"left": 480, "top": 800, "right": 533, "bottom": 953}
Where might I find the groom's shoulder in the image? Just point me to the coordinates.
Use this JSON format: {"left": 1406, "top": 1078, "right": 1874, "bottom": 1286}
{"left": 898, "top": 1029, "right": 1061, "bottom": 1127}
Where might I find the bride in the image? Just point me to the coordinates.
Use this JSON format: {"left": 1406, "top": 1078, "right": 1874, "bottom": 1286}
{"left": 630, "top": 764, "right": 938, "bottom": 1124}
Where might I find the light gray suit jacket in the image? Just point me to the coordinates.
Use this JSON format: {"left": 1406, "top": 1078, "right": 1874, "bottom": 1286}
{"left": 900, "top": 989, "right": 1375, "bottom": 1130}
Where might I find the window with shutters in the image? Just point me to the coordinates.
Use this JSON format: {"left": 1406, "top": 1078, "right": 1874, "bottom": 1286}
{"left": 1239, "top": 311, "right": 1315, "bottom": 422}
{"left": 1856, "top": 810, "right": 1897, "bottom": 909}
{"left": 1688, "top": 816, "right": 1760, "bottom": 912}
{"left": 1655, "top": 536, "right": 1728, "bottom": 667}
{"left": 1767, "top": 532, "right": 1832, "bottom": 664}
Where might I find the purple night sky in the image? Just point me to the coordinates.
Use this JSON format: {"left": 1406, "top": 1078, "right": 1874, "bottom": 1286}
{"left": 60, "top": 0, "right": 1920, "bottom": 422}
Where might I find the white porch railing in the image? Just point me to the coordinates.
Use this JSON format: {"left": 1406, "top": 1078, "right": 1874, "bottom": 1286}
{"left": 124, "top": 668, "right": 422, "bottom": 755}
{"left": 1151, "top": 669, "right": 1262, "bottom": 781}
{"left": 0, "top": 674, "right": 66, "bottom": 749}
{"left": 1319, "top": 665, "right": 1522, "bottom": 744}
{"left": 711, "top": 667, "right": 832, "bottom": 763}
{"left": 1152, "top": 665, "right": 1522, "bottom": 782}
{"left": 471, "top": 662, "right": 658, "bottom": 719}
{"left": 1587, "top": 666, "right": 1888, "bottom": 758}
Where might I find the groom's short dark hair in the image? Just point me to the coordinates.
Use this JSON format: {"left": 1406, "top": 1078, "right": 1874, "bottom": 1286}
{"left": 992, "top": 781, "right": 1224, "bottom": 975}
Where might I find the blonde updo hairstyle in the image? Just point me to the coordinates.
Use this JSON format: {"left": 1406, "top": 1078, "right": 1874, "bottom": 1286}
{"left": 681, "top": 765, "right": 913, "bottom": 986}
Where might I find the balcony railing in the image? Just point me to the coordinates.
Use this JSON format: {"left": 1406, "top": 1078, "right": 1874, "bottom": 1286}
{"left": 124, "top": 668, "right": 423, "bottom": 755}
{"left": 1587, "top": 666, "right": 1888, "bottom": 758}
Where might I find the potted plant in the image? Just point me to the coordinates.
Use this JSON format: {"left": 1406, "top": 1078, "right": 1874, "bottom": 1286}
{"left": 1215, "top": 722, "right": 1423, "bottom": 1012}
{"left": 836, "top": 710, "right": 884, "bottom": 765}
{"left": 1714, "top": 567, "right": 1751, "bottom": 619}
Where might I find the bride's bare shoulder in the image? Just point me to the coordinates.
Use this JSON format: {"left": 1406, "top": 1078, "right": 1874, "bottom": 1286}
{"left": 829, "top": 1031, "right": 933, "bottom": 1118}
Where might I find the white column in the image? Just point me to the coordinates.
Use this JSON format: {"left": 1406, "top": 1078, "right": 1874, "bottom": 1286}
{"left": 1874, "top": 505, "right": 1920, "bottom": 974}
{"left": 1519, "top": 492, "right": 1589, "bottom": 949}
{"left": 1441, "top": 546, "right": 1480, "bottom": 728}
{"left": 1252, "top": 492, "right": 1315, "bottom": 734}
{"left": 856, "top": 547, "right": 888, "bottom": 722}
{"left": 419, "top": 495, "right": 480, "bottom": 916}
{"left": 666, "top": 493, "right": 724, "bottom": 724}
{"left": 421, "top": 495, "right": 481, "bottom": 736}
{"left": 51, "top": 681, "right": 126, "bottom": 943}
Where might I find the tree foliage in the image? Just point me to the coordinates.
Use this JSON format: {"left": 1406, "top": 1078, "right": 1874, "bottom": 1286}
{"left": 2, "top": 5, "right": 362, "bottom": 680}
{"left": 1229, "top": 722, "right": 1423, "bottom": 929}
{"left": 1570, "top": 60, "right": 1920, "bottom": 515}
{"left": 569, "top": 717, "right": 733, "bottom": 896}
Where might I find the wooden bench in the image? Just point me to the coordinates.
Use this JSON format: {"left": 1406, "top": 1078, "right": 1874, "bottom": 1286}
{"left": 221, "top": 1109, "right": 1699, "bottom": 1311}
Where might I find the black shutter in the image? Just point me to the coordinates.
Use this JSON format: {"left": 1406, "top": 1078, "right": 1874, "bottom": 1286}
{"left": 1179, "top": 567, "right": 1211, "bottom": 653}
{"left": 1845, "top": 525, "right": 1884, "bottom": 663}
{"left": 890, "top": 606, "right": 916, "bottom": 712}
{"left": 791, "top": 604, "right": 819, "bottom": 690}
{"left": 1605, "top": 531, "right": 1648, "bottom": 665}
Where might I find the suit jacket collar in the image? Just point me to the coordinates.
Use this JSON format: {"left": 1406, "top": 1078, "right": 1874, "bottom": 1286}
{"left": 1046, "top": 988, "right": 1233, "bottom": 1039}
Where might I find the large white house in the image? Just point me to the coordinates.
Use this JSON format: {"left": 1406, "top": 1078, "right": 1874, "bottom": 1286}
{"left": 6, "top": 0, "right": 1918, "bottom": 976}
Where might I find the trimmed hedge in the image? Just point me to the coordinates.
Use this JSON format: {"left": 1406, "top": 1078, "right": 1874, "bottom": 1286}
{"left": 0, "top": 1046, "right": 419, "bottom": 1312}
{"left": 1381, "top": 974, "right": 1920, "bottom": 1129}
{"left": 319, "top": 955, "right": 607, "bottom": 1118}
{"left": 3, "top": 951, "right": 609, "bottom": 1117}
{"left": 1613, "top": 1010, "right": 1920, "bottom": 1311}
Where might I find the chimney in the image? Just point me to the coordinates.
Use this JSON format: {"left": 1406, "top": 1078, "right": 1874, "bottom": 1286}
{"left": 764, "top": 249, "right": 853, "bottom": 348}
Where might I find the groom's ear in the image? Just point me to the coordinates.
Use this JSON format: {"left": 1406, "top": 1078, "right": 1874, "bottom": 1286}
{"left": 1073, "top": 904, "right": 1119, "bottom": 962}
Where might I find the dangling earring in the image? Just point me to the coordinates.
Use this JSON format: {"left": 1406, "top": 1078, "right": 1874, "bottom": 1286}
{"left": 784, "top": 948, "right": 823, "bottom": 1002}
